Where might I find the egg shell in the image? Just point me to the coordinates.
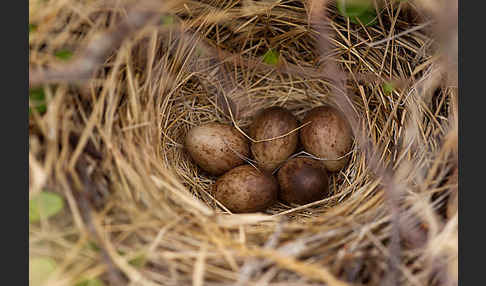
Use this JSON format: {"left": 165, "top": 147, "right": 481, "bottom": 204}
{"left": 300, "top": 105, "right": 353, "bottom": 172}
{"left": 249, "top": 106, "right": 299, "bottom": 172}
{"left": 185, "top": 122, "right": 249, "bottom": 175}
{"left": 214, "top": 165, "right": 278, "bottom": 213}
{"left": 277, "top": 157, "right": 329, "bottom": 205}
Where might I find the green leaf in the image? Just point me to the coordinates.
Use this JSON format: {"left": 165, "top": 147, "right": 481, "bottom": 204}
{"left": 30, "top": 257, "right": 57, "bottom": 286}
{"left": 129, "top": 254, "right": 147, "bottom": 268}
{"left": 55, "top": 49, "right": 73, "bottom": 60}
{"left": 349, "top": 8, "right": 377, "bottom": 26}
{"left": 337, "top": 0, "right": 373, "bottom": 17}
{"left": 87, "top": 241, "right": 101, "bottom": 252}
{"left": 263, "top": 49, "right": 279, "bottom": 65}
{"left": 29, "top": 88, "right": 47, "bottom": 115}
{"left": 29, "top": 191, "right": 64, "bottom": 223}
{"left": 337, "top": 0, "right": 377, "bottom": 26}
{"left": 383, "top": 82, "right": 394, "bottom": 94}
{"left": 161, "top": 15, "right": 174, "bottom": 26}
{"left": 76, "top": 278, "right": 106, "bottom": 286}
{"left": 116, "top": 250, "right": 146, "bottom": 267}
{"left": 29, "top": 24, "right": 38, "bottom": 33}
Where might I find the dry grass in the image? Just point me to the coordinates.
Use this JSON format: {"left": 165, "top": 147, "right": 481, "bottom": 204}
{"left": 29, "top": 0, "right": 458, "bottom": 285}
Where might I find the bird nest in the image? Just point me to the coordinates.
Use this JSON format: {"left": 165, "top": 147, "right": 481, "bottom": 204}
{"left": 29, "top": 0, "right": 458, "bottom": 285}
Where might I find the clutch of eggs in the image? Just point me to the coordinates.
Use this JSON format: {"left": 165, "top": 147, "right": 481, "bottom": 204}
{"left": 184, "top": 105, "right": 354, "bottom": 213}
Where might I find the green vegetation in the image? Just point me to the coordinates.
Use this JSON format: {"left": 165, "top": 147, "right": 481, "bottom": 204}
{"left": 161, "top": 15, "right": 175, "bottom": 26}
{"left": 29, "top": 191, "right": 64, "bottom": 223}
{"left": 129, "top": 254, "right": 147, "bottom": 268}
{"left": 383, "top": 82, "right": 395, "bottom": 94}
{"left": 337, "top": 0, "right": 377, "bottom": 26}
{"left": 30, "top": 257, "right": 57, "bottom": 286}
{"left": 29, "top": 88, "right": 47, "bottom": 115}
{"left": 55, "top": 49, "right": 73, "bottom": 60}
{"left": 29, "top": 23, "right": 38, "bottom": 33}
{"left": 76, "top": 278, "right": 106, "bottom": 286}
{"left": 263, "top": 49, "right": 280, "bottom": 65}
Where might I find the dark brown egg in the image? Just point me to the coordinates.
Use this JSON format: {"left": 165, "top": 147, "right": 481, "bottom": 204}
{"left": 300, "top": 106, "right": 353, "bottom": 172}
{"left": 249, "top": 107, "right": 299, "bottom": 173}
{"left": 277, "top": 157, "right": 330, "bottom": 205}
{"left": 214, "top": 165, "right": 278, "bottom": 213}
{"left": 185, "top": 123, "right": 249, "bottom": 175}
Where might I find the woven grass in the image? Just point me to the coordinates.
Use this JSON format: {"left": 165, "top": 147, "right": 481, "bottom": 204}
{"left": 29, "top": 0, "right": 458, "bottom": 285}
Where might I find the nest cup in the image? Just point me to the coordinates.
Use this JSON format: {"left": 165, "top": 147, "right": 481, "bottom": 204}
{"left": 152, "top": 40, "right": 359, "bottom": 214}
